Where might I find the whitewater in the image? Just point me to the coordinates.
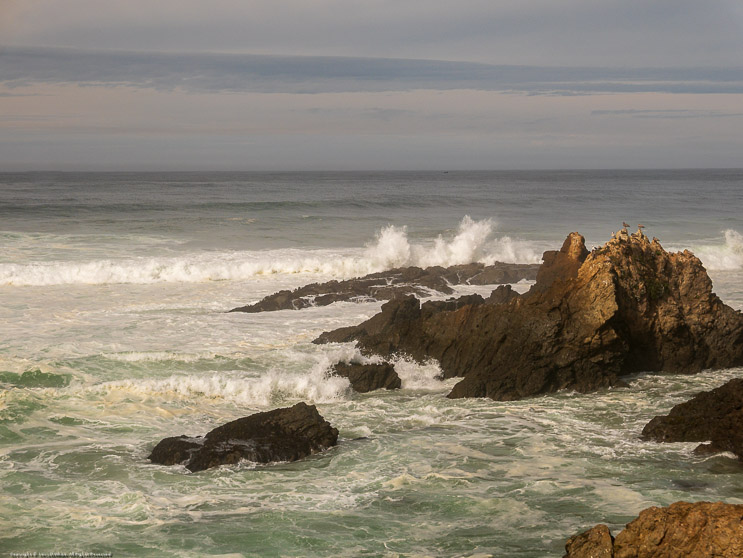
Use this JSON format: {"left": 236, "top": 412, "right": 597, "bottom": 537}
{"left": 1, "top": 170, "right": 742, "bottom": 557}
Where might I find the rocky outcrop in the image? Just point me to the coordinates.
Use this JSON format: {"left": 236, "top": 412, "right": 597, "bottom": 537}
{"left": 148, "top": 402, "right": 338, "bottom": 472}
{"left": 564, "top": 501, "right": 743, "bottom": 557}
{"left": 315, "top": 229, "right": 743, "bottom": 401}
{"left": 564, "top": 524, "right": 614, "bottom": 558}
{"left": 642, "top": 378, "right": 743, "bottom": 460}
{"left": 331, "top": 362, "right": 401, "bottom": 392}
{"left": 229, "top": 262, "right": 539, "bottom": 313}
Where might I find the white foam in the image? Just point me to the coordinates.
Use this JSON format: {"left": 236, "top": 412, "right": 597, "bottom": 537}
{"left": 106, "top": 351, "right": 213, "bottom": 363}
{"left": 93, "top": 369, "right": 351, "bottom": 407}
{"left": 392, "top": 357, "right": 449, "bottom": 391}
{"left": 365, "top": 216, "right": 542, "bottom": 270}
{"left": 694, "top": 230, "right": 743, "bottom": 271}
{"left": 0, "top": 217, "right": 542, "bottom": 286}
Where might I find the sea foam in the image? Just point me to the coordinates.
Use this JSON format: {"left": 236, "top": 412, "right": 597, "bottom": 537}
{"left": 94, "top": 369, "right": 352, "bottom": 407}
{"left": 0, "top": 217, "right": 542, "bottom": 286}
{"left": 694, "top": 229, "right": 743, "bottom": 271}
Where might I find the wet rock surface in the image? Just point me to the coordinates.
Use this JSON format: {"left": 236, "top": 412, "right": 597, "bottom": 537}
{"left": 148, "top": 402, "right": 338, "bottom": 472}
{"left": 564, "top": 501, "right": 743, "bottom": 558}
{"left": 229, "top": 262, "right": 539, "bottom": 313}
{"left": 331, "top": 362, "right": 401, "bottom": 393}
{"left": 642, "top": 378, "right": 743, "bottom": 460}
{"left": 316, "top": 229, "right": 743, "bottom": 401}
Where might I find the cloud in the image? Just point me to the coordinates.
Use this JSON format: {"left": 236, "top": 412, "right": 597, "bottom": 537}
{"left": 6, "top": 0, "right": 743, "bottom": 67}
{"left": 2, "top": 46, "right": 743, "bottom": 96}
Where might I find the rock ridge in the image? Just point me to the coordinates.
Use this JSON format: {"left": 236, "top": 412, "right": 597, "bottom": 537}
{"left": 315, "top": 229, "right": 743, "bottom": 401}
{"left": 229, "top": 262, "right": 539, "bottom": 313}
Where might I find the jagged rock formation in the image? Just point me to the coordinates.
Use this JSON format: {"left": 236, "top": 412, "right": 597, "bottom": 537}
{"left": 229, "top": 262, "right": 539, "bottom": 313}
{"left": 315, "top": 229, "right": 743, "bottom": 401}
{"left": 642, "top": 378, "right": 743, "bottom": 460}
{"left": 148, "top": 402, "right": 338, "bottom": 472}
{"left": 331, "top": 362, "right": 401, "bottom": 393}
{"left": 564, "top": 524, "right": 614, "bottom": 558}
{"left": 564, "top": 501, "right": 743, "bottom": 557}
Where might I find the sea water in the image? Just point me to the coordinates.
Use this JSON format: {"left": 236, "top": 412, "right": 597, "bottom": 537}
{"left": 1, "top": 170, "right": 742, "bottom": 557}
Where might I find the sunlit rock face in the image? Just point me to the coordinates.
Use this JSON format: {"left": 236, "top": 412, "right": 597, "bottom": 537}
{"left": 317, "top": 229, "right": 743, "bottom": 401}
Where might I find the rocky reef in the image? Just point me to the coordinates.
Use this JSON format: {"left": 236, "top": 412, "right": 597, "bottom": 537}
{"left": 148, "top": 402, "right": 338, "bottom": 472}
{"left": 229, "top": 262, "right": 539, "bottom": 313}
{"left": 316, "top": 228, "right": 743, "bottom": 401}
{"left": 642, "top": 378, "right": 743, "bottom": 460}
{"left": 564, "top": 501, "right": 743, "bottom": 557}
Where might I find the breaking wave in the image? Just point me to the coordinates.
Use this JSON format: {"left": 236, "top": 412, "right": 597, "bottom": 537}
{"left": 1, "top": 217, "right": 542, "bottom": 286}
{"left": 693, "top": 230, "right": 743, "bottom": 271}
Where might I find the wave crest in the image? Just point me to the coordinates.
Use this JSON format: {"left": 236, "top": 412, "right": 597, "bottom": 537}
{"left": 694, "top": 230, "right": 743, "bottom": 271}
{"left": 0, "top": 217, "right": 541, "bottom": 286}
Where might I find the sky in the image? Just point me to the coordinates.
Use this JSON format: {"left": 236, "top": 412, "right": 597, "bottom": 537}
{"left": 1, "top": 0, "right": 743, "bottom": 170}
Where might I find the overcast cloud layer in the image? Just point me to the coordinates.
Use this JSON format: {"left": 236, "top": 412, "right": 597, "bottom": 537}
{"left": 1, "top": 0, "right": 743, "bottom": 169}
{"left": 4, "top": 46, "right": 743, "bottom": 96}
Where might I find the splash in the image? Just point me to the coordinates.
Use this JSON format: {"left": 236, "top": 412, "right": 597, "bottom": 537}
{"left": 0, "top": 217, "right": 542, "bottom": 286}
{"left": 365, "top": 215, "right": 540, "bottom": 270}
{"left": 693, "top": 230, "right": 743, "bottom": 271}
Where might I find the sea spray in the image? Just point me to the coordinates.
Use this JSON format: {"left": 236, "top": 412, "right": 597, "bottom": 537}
{"left": 365, "top": 216, "right": 542, "bottom": 270}
{"left": 0, "top": 217, "right": 542, "bottom": 286}
{"left": 693, "top": 229, "right": 743, "bottom": 271}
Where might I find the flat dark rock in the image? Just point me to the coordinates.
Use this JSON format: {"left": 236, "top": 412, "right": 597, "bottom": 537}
{"left": 331, "top": 362, "right": 401, "bottom": 393}
{"left": 315, "top": 229, "right": 743, "bottom": 401}
{"left": 642, "top": 378, "right": 743, "bottom": 460}
{"left": 228, "top": 262, "right": 539, "bottom": 313}
{"left": 148, "top": 402, "right": 338, "bottom": 472}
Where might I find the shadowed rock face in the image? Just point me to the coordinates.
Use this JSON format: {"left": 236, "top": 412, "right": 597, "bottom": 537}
{"left": 228, "top": 262, "right": 539, "bottom": 313}
{"left": 642, "top": 378, "right": 743, "bottom": 460}
{"left": 564, "top": 501, "right": 743, "bottom": 557}
{"left": 148, "top": 402, "right": 338, "bottom": 472}
{"left": 315, "top": 230, "right": 743, "bottom": 401}
{"left": 331, "top": 362, "right": 401, "bottom": 393}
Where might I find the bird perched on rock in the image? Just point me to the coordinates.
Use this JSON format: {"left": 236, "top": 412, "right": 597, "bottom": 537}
{"left": 622, "top": 221, "right": 630, "bottom": 229}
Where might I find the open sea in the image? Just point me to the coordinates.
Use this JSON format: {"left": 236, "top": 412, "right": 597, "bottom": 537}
{"left": 1, "top": 170, "right": 742, "bottom": 557}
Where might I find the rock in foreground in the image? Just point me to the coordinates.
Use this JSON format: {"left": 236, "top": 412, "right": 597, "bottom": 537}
{"left": 316, "top": 229, "right": 743, "bottom": 401}
{"left": 148, "top": 402, "right": 338, "bottom": 472}
{"left": 565, "top": 501, "right": 743, "bottom": 557}
{"left": 229, "top": 262, "right": 539, "bottom": 313}
{"left": 331, "top": 362, "right": 401, "bottom": 393}
{"left": 642, "top": 378, "right": 743, "bottom": 460}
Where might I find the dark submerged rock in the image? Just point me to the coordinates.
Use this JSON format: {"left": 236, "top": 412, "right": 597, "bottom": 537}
{"left": 148, "top": 402, "right": 338, "bottom": 472}
{"left": 564, "top": 501, "right": 743, "bottom": 557}
{"left": 315, "top": 229, "right": 743, "bottom": 401}
{"left": 228, "top": 262, "right": 539, "bottom": 313}
{"left": 331, "top": 362, "right": 401, "bottom": 393}
{"left": 642, "top": 378, "right": 743, "bottom": 460}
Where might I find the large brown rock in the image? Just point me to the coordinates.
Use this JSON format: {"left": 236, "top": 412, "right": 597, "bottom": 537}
{"left": 565, "top": 501, "right": 743, "bottom": 557}
{"left": 315, "top": 229, "right": 743, "bottom": 401}
{"left": 642, "top": 378, "right": 743, "bottom": 460}
{"left": 229, "top": 262, "right": 539, "bottom": 313}
{"left": 564, "top": 524, "right": 614, "bottom": 558}
{"left": 148, "top": 402, "right": 338, "bottom": 472}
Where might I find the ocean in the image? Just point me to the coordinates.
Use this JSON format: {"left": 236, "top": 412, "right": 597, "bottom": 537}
{"left": 1, "top": 170, "right": 742, "bottom": 557}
